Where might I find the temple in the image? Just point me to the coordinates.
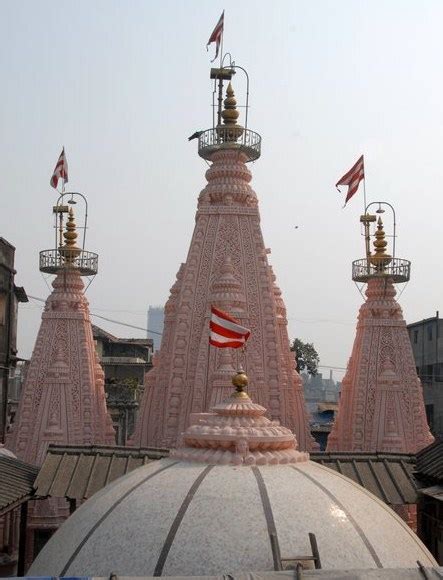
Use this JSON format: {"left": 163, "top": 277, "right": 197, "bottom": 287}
{"left": 327, "top": 208, "right": 434, "bottom": 453}
{"left": 131, "top": 72, "right": 315, "bottom": 451}
{"left": 7, "top": 202, "right": 115, "bottom": 465}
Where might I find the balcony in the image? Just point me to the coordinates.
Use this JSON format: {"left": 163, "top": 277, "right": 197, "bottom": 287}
{"left": 352, "top": 257, "right": 411, "bottom": 283}
{"left": 39, "top": 248, "right": 98, "bottom": 276}
{"left": 198, "top": 127, "right": 261, "bottom": 162}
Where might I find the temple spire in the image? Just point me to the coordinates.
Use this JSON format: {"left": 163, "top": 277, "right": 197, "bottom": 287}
{"left": 131, "top": 63, "right": 316, "bottom": 451}
{"left": 8, "top": 193, "right": 114, "bottom": 465}
{"left": 327, "top": 203, "right": 433, "bottom": 453}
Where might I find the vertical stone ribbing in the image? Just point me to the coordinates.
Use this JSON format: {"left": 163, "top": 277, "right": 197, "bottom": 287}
{"left": 7, "top": 268, "right": 115, "bottom": 465}
{"left": 327, "top": 278, "right": 433, "bottom": 453}
{"left": 131, "top": 149, "right": 315, "bottom": 451}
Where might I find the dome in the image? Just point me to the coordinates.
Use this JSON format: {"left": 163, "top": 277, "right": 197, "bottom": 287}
{"left": 30, "top": 458, "right": 436, "bottom": 576}
{"left": 0, "top": 444, "right": 16, "bottom": 458}
{"left": 30, "top": 373, "right": 436, "bottom": 576}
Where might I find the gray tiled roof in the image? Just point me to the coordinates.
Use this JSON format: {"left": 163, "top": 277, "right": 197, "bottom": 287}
{"left": 33, "top": 444, "right": 169, "bottom": 500}
{"left": 0, "top": 455, "right": 39, "bottom": 516}
{"left": 310, "top": 452, "right": 418, "bottom": 504}
{"left": 34, "top": 445, "right": 418, "bottom": 506}
{"left": 416, "top": 438, "right": 443, "bottom": 481}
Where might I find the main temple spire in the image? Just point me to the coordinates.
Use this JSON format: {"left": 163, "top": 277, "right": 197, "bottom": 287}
{"left": 131, "top": 61, "right": 315, "bottom": 450}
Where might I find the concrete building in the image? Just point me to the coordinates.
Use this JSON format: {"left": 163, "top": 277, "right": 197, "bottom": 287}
{"left": 92, "top": 325, "right": 153, "bottom": 444}
{"left": 407, "top": 313, "right": 443, "bottom": 437}
{"left": 0, "top": 238, "right": 28, "bottom": 443}
{"left": 147, "top": 306, "right": 164, "bottom": 351}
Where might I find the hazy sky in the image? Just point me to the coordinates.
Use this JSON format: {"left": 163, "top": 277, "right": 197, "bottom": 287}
{"left": 2, "top": 0, "right": 443, "bottom": 381}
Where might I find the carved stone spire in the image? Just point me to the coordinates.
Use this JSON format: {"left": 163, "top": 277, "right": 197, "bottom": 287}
{"left": 327, "top": 216, "right": 433, "bottom": 453}
{"left": 7, "top": 205, "right": 114, "bottom": 465}
{"left": 131, "top": 74, "right": 315, "bottom": 451}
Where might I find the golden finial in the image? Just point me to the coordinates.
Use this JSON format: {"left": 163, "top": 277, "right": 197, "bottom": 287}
{"left": 221, "top": 82, "right": 240, "bottom": 126}
{"left": 60, "top": 206, "right": 81, "bottom": 264}
{"left": 232, "top": 369, "right": 249, "bottom": 399}
{"left": 219, "top": 82, "right": 244, "bottom": 142}
{"left": 370, "top": 216, "right": 392, "bottom": 270}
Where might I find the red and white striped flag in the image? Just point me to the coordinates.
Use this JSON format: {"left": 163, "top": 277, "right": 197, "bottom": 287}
{"left": 50, "top": 148, "right": 69, "bottom": 190}
{"left": 206, "top": 11, "right": 224, "bottom": 62}
{"left": 336, "top": 155, "right": 364, "bottom": 206}
{"left": 209, "top": 306, "right": 250, "bottom": 349}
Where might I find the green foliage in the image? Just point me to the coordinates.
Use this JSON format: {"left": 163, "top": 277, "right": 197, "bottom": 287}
{"left": 290, "top": 338, "right": 320, "bottom": 376}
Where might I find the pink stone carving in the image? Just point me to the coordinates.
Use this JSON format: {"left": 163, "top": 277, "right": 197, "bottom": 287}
{"left": 327, "top": 278, "right": 434, "bottom": 453}
{"left": 7, "top": 268, "right": 115, "bottom": 465}
{"left": 131, "top": 149, "right": 316, "bottom": 451}
{"left": 171, "top": 390, "right": 309, "bottom": 465}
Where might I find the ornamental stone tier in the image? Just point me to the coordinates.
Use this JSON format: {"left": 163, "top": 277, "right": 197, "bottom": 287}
{"left": 7, "top": 202, "right": 115, "bottom": 466}
{"left": 131, "top": 71, "right": 315, "bottom": 451}
{"left": 327, "top": 209, "right": 434, "bottom": 453}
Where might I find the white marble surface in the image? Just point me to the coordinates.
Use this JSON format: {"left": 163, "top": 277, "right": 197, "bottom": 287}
{"left": 29, "top": 459, "right": 437, "bottom": 577}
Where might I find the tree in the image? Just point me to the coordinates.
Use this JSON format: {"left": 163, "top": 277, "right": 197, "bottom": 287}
{"left": 290, "top": 338, "right": 320, "bottom": 376}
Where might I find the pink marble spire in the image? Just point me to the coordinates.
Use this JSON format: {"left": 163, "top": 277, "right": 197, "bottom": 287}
{"left": 8, "top": 228, "right": 114, "bottom": 466}
{"left": 131, "top": 82, "right": 315, "bottom": 451}
{"left": 327, "top": 222, "right": 434, "bottom": 453}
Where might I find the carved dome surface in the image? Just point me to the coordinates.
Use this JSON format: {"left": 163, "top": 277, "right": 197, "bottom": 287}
{"left": 29, "top": 458, "right": 436, "bottom": 577}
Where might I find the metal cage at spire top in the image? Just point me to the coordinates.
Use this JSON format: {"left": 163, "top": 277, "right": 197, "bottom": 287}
{"left": 352, "top": 201, "right": 410, "bottom": 283}
{"left": 198, "top": 61, "right": 261, "bottom": 162}
{"left": 39, "top": 192, "right": 98, "bottom": 276}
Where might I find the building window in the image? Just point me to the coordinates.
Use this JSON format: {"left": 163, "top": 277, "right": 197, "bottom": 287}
{"left": 413, "top": 330, "right": 418, "bottom": 344}
{"left": 427, "top": 325, "right": 433, "bottom": 341}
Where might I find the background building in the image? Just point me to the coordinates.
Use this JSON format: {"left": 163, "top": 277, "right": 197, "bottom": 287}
{"left": 302, "top": 372, "right": 340, "bottom": 450}
{"left": 147, "top": 306, "right": 164, "bottom": 351}
{"left": 407, "top": 313, "right": 443, "bottom": 438}
{"left": 92, "top": 325, "right": 153, "bottom": 444}
{"left": 0, "top": 238, "right": 28, "bottom": 443}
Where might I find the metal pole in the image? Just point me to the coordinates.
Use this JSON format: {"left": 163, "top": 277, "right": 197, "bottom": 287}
{"left": 362, "top": 156, "right": 367, "bottom": 213}
{"left": 1, "top": 270, "right": 14, "bottom": 443}
{"left": 217, "top": 75, "right": 223, "bottom": 128}
{"left": 17, "top": 500, "right": 28, "bottom": 576}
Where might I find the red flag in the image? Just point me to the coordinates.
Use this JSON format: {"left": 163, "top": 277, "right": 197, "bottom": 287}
{"left": 336, "top": 155, "right": 364, "bottom": 205}
{"left": 50, "top": 148, "right": 69, "bottom": 190}
{"left": 206, "top": 12, "right": 224, "bottom": 62}
{"left": 209, "top": 306, "right": 250, "bottom": 348}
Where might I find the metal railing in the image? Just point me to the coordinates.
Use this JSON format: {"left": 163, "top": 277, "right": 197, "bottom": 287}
{"left": 352, "top": 257, "right": 410, "bottom": 283}
{"left": 198, "top": 127, "right": 261, "bottom": 162}
{"left": 39, "top": 248, "right": 98, "bottom": 276}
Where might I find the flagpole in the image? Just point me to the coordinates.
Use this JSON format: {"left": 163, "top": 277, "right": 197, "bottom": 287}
{"left": 363, "top": 157, "right": 367, "bottom": 214}
{"left": 204, "top": 326, "right": 211, "bottom": 411}
{"left": 219, "top": 14, "right": 224, "bottom": 69}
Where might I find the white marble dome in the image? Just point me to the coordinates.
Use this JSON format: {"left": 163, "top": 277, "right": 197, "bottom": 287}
{"left": 0, "top": 444, "right": 16, "bottom": 458}
{"left": 30, "top": 457, "right": 436, "bottom": 576}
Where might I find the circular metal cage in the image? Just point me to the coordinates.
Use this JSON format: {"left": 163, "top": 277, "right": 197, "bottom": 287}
{"left": 198, "top": 127, "right": 261, "bottom": 162}
{"left": 40, "top": 248, "right": 98, "bottom": 276}
{"left": 352, "top": 257, "right": 411, "bottom": 283}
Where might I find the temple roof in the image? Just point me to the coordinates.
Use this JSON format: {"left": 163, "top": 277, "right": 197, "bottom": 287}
{"left": 0, "top": 454, "right": 39, "bottom": 516}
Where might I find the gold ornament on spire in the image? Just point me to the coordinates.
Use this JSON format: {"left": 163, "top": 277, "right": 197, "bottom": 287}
{"left": 232, "top": 369, "right": 249, "bottom": 399}
{"left": 60, "top": 207, "right": 81, "bottom": 265}
{"left": 370, "top": 216, "right": 392, "bottom": 270}
{"left": 218, "top": 82, "right": 244, "bottom": 142}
